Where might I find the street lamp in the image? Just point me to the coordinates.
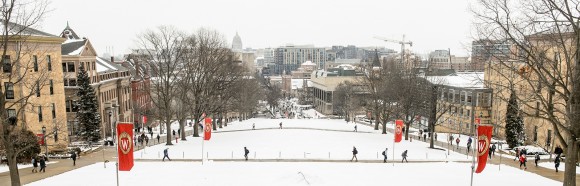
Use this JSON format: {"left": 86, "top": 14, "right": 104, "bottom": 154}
{"left": 109, "top": 111, "right": 113, "bottom": 146}
{"left": 41, "top": 126, "right": 47, "bottom": 156}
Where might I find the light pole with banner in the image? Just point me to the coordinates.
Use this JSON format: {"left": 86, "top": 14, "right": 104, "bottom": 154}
{"left": 41, "top": 126, "right": 47, "bottom": 156}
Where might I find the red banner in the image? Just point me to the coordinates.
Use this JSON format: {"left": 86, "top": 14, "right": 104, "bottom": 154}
{"left": 117, "top": 122, "right": 134, "bottom": 171}
{"left": 204, "top": 117, "right": 212, "bottom": 141}
{"left": 37, "top": 134, "right": 44, "bottom": 145}
{"left": 475, "top": 125, "right": 493, "bottom": 173}
{"left": 395, "top": 120, "right": 403, "bottom": 143}
{"left": 142, "top": 115, "right": 147, "bottom": 124}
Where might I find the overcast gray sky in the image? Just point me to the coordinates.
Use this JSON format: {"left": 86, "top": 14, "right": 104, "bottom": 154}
{"left": 41, "top": 0, "right": 473, "bottom": 56}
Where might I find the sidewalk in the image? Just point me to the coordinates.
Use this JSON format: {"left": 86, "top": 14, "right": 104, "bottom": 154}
{"left": 356, "top": 120, "right": 578, "bottom": 183}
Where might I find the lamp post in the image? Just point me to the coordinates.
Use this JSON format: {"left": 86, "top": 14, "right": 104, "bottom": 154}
{"left": 109, "top": 111, "right": 113, "bottom": 145}
{"left": 41, "top": 126, "right": 47, "bottom": 156}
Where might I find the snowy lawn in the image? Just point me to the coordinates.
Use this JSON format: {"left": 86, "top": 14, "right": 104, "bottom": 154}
{"left": 0, "top": 161, "right": 57, "bottom": 173}
{"left": 135, "top": 118, "right": 468, "bottom": 161}
{"left": 26, "top": 161, "right": 560, "bottom": 186}
{"left": 538, "top": 162, "right": 580, "bottom": 174}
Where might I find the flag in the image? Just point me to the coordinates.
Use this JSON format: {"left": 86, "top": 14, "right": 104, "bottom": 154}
{"left": 37, "top": 134, "right": 44, "bottom": 145}
{"left": 204, "top": 117, "right": 212, "bottom": 140}
{"left": 395, "top": 120, "right": 403, "bottom": 143}
{"left": 475, "top": 125, "right": 493, "bottom": 173}
{"left": 117, "top": 122, "right": 134, "bottom": 171}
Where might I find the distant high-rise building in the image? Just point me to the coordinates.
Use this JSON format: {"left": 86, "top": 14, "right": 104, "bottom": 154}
{"left": 273, "top": 45, "right": 326, "bottom": 75}
{"left": 232, "top": 32, "right": 242, "bottom": 52}
{"left": 471, "top": 40, "right": 516, "bottom": 71}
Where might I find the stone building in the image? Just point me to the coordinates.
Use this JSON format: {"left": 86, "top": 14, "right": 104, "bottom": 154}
{"left": 60, "top": 24, "right": 132, "bottom": 141}
{"left": 1, "top": 21, "right": 68, "bottom": 152}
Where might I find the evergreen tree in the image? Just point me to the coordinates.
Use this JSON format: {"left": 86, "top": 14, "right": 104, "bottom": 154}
{"left": 76, "top": 64, "right": 101, "bottom": 142}
{"left": 505, "top": 91, "right": 523, "bottom": 148}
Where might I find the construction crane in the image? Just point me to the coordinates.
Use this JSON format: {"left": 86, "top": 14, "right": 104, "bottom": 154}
{"left": 373, "top": 35, "right": 413, "bottom": 66}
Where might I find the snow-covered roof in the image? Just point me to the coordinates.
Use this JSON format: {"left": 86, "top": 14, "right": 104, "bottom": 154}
{"left": 426, "top": 72, "right": 484, "bottom": 89}
{"left": 301, "top": 61, "right": 316, "bottom": 66}
{"left": 0, "top": 20, "right": 57, "bottom": 37}
{"left": 291, "top": 79, "right": 312, "bottom": 90}
{"left": 95, "top": 57, "right": 127, "bottom": 73}
{"left": 61, "top": 39, "right": 87, "bottom": 56}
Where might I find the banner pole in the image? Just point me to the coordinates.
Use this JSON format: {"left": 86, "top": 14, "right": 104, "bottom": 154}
{"left": 470, "top": 122, "right": 478, "bottom": 186}
{"left": 202, "top": 135, "right": 205, "bottom": 165}
{"left": 392, "top": 134, "right": 395, "bottom": 167}
{"left": 115, "top": 121, "right": 119, "bottom": 186}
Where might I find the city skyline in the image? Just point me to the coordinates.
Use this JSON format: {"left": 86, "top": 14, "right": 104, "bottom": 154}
{"left": 42, "top": 0, "right": 472, "bottom": 57}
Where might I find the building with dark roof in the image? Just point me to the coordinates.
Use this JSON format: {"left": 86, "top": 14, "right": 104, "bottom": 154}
{"left": 60, "top": 24, "right": 133, "bottom": 140}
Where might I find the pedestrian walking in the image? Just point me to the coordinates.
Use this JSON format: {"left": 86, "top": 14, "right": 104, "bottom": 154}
{"left": 467, "top": 137, "right": 472, "bottom": 153}
{"left": 162, "top": 148, "right": 171, "bottom": 161}
{"left": 31, "top": 157, "right": 38, "bottom": 173}
{"left": 488, "top": 145, "right": 493, "bottom": 159}
{"left": 419, "top": 130, "right": 423, "bottom": 141}
{"left": 554, "top": 156, "right": 561, "bottom": 172}
{"left": 455, "top": 138, "right": 460, "bottom": 150}
{"left": 279, "top": 122, "right": 283, "bottom": 129}
{"left": 491, "top": 144, "right": 496, "bottom": 156}
{"left": 145, "top": 136, "right": 149, "bottom": 146}
{"left": 434, "top": 132, "right": 438, "bottom": 141}
{"left": 71, "top": 152, "right": 77, "bottom": 166}
{"left": 351, "top": 146, "right": 358, "bottom": 162}
{"left": 252, "top": 123, "right": 255, "bottom": 130}
{"left": 244, "top": 147, "right": 249, "bottom": 161}
{"left": 423, "top": 133, "right": 427, "bottom": 142}
{"left": 401, "top": 150, "right": 409, "bottom": 163}
{"left": 519, "top": 153, "right": 527, "bottom": 170}
{"left": 534, "top": 152, "right": 540, "bottom": 167}
{"left": 353, "top": 124, "right": 358, "bottom": 132}
{"left": 382, "top": 148, "right": 388, "bottom": 163}
{"left": 156, "top": 134, "right": 160, "bottom": 143}
{"left": 39, "top": 156, "right": 46, "bottom": 173}
{"left": 554, "top": 146, "right": 563, "bottom": 157}
{"left": 514, "top": 148, "right": 520, "bottom": 161}
{"left": 172, "top": 130, "right": 176, "bottom": 137}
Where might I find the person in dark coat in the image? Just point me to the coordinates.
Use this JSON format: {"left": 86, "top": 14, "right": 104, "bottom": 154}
{"left": 31, "top": 157, "right": 38, "bottom": 173}
{"left": 534, "top": 152, "right": 540, "bottom": 167}
{"left": 39, "top": 156, "right": 46, "bottom": 172}
{"left": 244, "top": 147, "right": 249, "bottom": 161}
{"left": 401, "top": 150, "right": 409, "bottom": 163}
{"left": 162, "top": 148, "right": 171, "bottom": 161}
{"left": 351, "top": 146, "right": 358, "bottom": 162}
{"left": 172, "top": 130, "right": 176, "bottom": 137}
{"left": 156, "top": 134, "right": 160, "bottom": 143}
{"left": 71, "top": 152, "right": 77, "bottom": 166}
{"left": 382, "top": 148, "right": 388, "bottom": 163}
{"left": 554, "top": 146, "right": 563, "bottom": 157}
{"left": 554, "top": 156, "right": 561, "bottom": 172}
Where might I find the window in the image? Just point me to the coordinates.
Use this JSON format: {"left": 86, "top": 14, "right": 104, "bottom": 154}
{"left": 52, "top": 103, "right": 56, "bottom": 119}
{"left": 67, "top": 62, "right": 75, "bottom": 72}
{"left": 33, "top": 55, "right": 38, "bottom": 72}
{"left": 3, "top": 55, "right": 11, "bottom": 73}
{"left": 36, "top": 81, "right": 40, "bottom": 97}
{"left": 71, "top": 100, "right": 78, "bottom": 112}
{"left": 63, "top": 78, "right": 69, "bottom": 86}
{"left": 69, "top": 79, "right": 77, "bottom": 86}
{"left": 5, "top": 82, "right": 14, "bottom": 99}
{"left": 49, "top": 80, "right": 54, "bottom": 95}
{"left": 533, "top": 126, "right": 538, "bottom": 142}
{"left": 62, "top": 63, "right": 67, "bottom": 72}
{"left": 46, "top": 55, "right": 52, "bottom": 71}
{"left": 7, "top": 109, "right": 16, "bottom": 118}
{"left": 546, "top": 130, "right": 552, "bottom": 147}
{"left": 38, "top": 106, "right": 43, "bottom": 122}
{"left": 66, "top": 100, "right": 71, "bottom": 112}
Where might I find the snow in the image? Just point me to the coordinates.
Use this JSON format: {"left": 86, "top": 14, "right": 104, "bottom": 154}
{"left": 24, "top": 118, "right": 563, "bottom": 185}
{"left": 134, "top": 119, "right": 467, "bottom": 161}
{"left": 26, "top": 161, "right": 560, "bottom": 186}
{"left": 538, "top": 162, "right": 580, "bottom": 174}
{"left": 0, "top": 161, "right": 57, "bottom": 173}
{"left": 67, "top": 46, "right": 84, "bottom": 55}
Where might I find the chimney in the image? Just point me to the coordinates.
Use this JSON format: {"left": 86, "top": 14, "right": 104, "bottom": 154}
{"left": 135, "top": 57, "right": 140, "bottom": 77}
{"left": 111, "top": 56, "right": 114, "bottom": 63}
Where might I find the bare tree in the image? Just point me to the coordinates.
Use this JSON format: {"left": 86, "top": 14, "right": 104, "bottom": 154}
{"left": 333, "top": 81, "right": 361, "bottom": 121}
{"left": 137, "top": 25, "right": 187, "bottom": 145}
{"left": 473, "top": 0, "right": 580, "bottom": 184}
{"left": 0, "top": 1, "right": 57, "bottom": 185}
{"left": 423, "top": 76, "right": 452, "bottom": 148}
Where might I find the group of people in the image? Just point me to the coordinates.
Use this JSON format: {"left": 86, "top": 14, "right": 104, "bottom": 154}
{"left": 31, "top": 155, "right": 48, "bottom": 173}
{"left": 350, "top": 146, "right": 408, "bottom": 163}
